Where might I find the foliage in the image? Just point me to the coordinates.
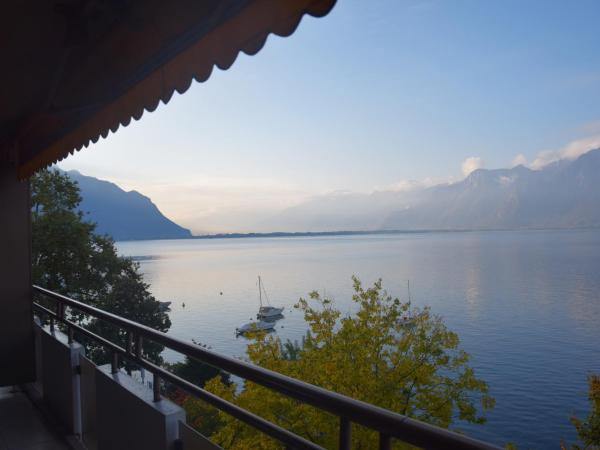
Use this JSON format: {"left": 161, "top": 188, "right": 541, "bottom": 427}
{"left": 279, "top": 333, "right": 308, "bottom": 361}
{"left": 168, "top": 386, "right": 226, "bottom": 438}
{"left": 167, "top": 340, "right": 231, "bottom": 387}
{"left": 198, "top": 277, "right": 494, "bottom": 449}
{"left": 31, "top": 168, "right": 171, "bottom": 365}
{"left": 565, "top": 374, "right": 600, "bottom": 450}
{"left": 164, "top": 341, "right": 231, "bottom": 437}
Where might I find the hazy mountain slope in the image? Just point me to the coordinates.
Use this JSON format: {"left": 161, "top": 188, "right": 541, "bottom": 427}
{"left": 67, "top": 171, "right": 192, "bottom": 241}
{"left": 383, "top": 149, "right": 600, "bottom": 229}
{"left": 266, "top": 190, "right": 413, "bottom": 231}
{"left": 272, "top": 149, "right": 600, "bottom": 231}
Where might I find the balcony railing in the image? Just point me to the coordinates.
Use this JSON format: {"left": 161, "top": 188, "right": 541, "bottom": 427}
{"left": 33, "top": 285, "right": 501, "bottom": 450}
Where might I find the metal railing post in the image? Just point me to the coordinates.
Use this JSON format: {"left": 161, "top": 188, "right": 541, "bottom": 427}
{"left": 127, "top": 332, "right": 134, "bottom": 354}
{"left": 153, "top": 373, "right": 161, "bottom": 402}
{"left": 379, "top": 433, "right": 391, "bottom": 450}
{"left": 338, "top": 417, "right": 351, "bottom": 450}
{"left": 135, "top": 335, "right": 143, "bottom": 358}
{"left": 111, "top": 351, "right": 119, "bottom": 374}
{"left": 136, "top": 335, "right": 145, "bottom": 382}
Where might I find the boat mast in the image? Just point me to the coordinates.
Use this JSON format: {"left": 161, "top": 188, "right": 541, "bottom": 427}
{"left": 258, "top": 276, "right": 263, "bottom": 308}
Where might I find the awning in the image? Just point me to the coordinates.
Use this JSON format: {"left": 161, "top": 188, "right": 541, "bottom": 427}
{"left": 0, "top": 0, "right": 336, "bottom": 178}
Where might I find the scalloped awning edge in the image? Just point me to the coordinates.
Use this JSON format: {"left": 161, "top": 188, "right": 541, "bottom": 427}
{"left": 17, "top": 0, "right": 336, "bottom": 179}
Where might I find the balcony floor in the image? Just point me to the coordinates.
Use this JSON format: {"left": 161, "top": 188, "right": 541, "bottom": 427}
{"left": 0, "top": 387, "right": 70, "bottom": 450}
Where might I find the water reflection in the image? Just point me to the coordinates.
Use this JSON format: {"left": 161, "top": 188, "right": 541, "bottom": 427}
{"left": 464, "top": 265, "right": 482, "bottom": 318}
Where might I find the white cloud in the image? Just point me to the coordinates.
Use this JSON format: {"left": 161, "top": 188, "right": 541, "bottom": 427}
{"left": 530, "top": 135, "right": 600, "bottom": 170}
{"left": 461, "top": 156, "right": 484, "bottom": 177}
{"left": 511, "top": 154, "right": 528, "bottom": 167}
{"left": 385, "top": 177, "right": 447, "bottom": 192}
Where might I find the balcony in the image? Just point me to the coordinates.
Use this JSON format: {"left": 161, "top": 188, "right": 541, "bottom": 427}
{"left": 0, "top": 386, "right": 70, "bottom": 450}
{"left": 17, "top": 285, "right": 502, "bottom": 450}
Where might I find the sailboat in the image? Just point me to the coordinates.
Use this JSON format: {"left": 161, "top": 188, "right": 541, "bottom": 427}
{"left": 256, "top": 276, "right": 284, "bottom": 319}
{"left": 400, "top": 280, "right": 416, "bottom": 326}
{"left": 236, "top": 320, "right": 276, "bottom": 335}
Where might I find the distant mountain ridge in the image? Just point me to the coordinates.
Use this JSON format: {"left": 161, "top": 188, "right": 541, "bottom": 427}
{"left": 66, "top": 170, "right": 192, "bottom": 241}
{"left": 270, "top": 149, "right": 600, "bottom": 231}
{"left": 65, "top": 149, "right": 600, "bottom": 239}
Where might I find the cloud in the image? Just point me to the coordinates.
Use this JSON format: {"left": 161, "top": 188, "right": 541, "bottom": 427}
{"left": 385, "top": 177, "right": 447, "bottom": 192}
{"left": 461, "top": 157, "right": 484, "bottom": 177}
{"left": 511, "top": 154, "right": 528, "bottom": 167}
{"left": 530, "top": 135, "right": 600, "bottom": 170}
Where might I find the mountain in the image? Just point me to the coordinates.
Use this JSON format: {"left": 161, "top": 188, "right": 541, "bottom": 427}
{"left": 271, "top": 149, "right": 600, "bottom": 231}
{"left": 383, "top": 149, "right": 600, "bottom": 230}
{"left": 266, "top": 190, "right": 411, "bottom": 231}
{"left": 66, "top": 171, "right": 192, "bottom": 241}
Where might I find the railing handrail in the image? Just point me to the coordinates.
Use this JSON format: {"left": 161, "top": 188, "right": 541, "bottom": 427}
{"left": 33, "top": 284, "right": 501, "bottom": 450}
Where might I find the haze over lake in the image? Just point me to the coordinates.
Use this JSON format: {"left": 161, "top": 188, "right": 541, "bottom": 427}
{"left": 117, "top": 230, "right": 600, "bottom": 449}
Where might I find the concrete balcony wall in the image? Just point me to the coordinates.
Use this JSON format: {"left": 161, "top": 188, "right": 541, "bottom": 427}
{"left": 80, "top": 355, "right": 98, "bottom": 450}
{"left": 95, "top": 366, "right": 185, "bottom": 450}
{"left": 38, "top": 324, "right": 84, "bottom": 435}
{"left": 33, "top": 318, "right": 44, "bottom": 396}
{"left": 32, "top": 321, "right": 192, "bottom": 449}
{"left": 179, "top": 421, "right": 224, "bottom": 450}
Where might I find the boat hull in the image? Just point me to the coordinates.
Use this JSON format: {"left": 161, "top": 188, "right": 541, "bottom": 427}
{"left": 236, "top": 320, "right": 276, "bottom": 335}
{"left": 258, "top": 306, "right": 284, "bottom": 319}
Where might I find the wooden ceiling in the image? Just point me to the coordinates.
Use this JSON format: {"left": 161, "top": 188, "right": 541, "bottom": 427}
{"left": 0, "top": 0, "right": 336, "bottom": 178}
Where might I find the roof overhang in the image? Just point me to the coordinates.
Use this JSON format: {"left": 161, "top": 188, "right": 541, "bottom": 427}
{"left": 0, "top": 0, "right": 336, "bottom": 178}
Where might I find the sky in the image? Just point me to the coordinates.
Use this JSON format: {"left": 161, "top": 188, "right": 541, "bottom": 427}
{"left": 59, "top": 0, "right": 600, "bottom": 233}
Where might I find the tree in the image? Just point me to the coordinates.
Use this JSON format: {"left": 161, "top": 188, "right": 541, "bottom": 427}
{"left": 32, "top": 169, "right": 99, "bottom": 295}
{"left": 201, "top": 277, "right": 494, "bottom": 449}
{"left": 566, "top": 374, "right": 600, "bottom": 450}
{"left": 168, "top": 341, "right": 231, "bottom": 388}
{"left": 31, "top": 168, "right": 171, "bottom": 365}
{"left": 165, "top": 341, "right": 231, "bottom": 437}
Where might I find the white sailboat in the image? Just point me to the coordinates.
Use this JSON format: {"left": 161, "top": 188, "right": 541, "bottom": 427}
{"left": 236, "top": 320, "right": 275, "bottom": 335}
{"left": 400, "top": 280, "right": 416, "bottom": 326}
{"left": 257, "top": 276, "right": 284, "bottom": 319}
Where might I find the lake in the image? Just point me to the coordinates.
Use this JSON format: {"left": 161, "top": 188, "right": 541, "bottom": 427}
{"left": 117, "top": 230, "right": 600, "bottom": 449}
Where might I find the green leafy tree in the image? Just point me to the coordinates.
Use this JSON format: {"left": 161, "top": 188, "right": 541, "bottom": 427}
{"left": 199, "top": 277, "right": 494, "bottom": 449}
{"left": 31, "top": 168, "right": 170, "bottom": 365}
{"left": 565, "top": 375, "right": 600, "bottom": 450}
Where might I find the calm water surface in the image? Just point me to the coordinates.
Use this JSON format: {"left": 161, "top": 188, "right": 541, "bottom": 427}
{"left": 117, "top": 230, "right": 600, "bottom": 449}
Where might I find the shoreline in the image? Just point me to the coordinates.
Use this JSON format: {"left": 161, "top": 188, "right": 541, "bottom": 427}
{"left": 115, "top": 227, "right": 600, "bottom": 243}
